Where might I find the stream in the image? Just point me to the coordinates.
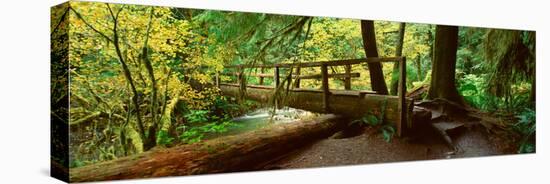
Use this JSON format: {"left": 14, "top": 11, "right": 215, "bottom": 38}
{"left": 204, "top": 107, "right": 318, "bottom": 140}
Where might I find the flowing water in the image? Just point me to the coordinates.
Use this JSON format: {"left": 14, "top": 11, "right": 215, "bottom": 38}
{"left": 205, "top": 107, "right": 317, "bottom": 139}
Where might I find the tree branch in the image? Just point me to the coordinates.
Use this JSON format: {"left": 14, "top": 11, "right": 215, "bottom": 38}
{"left": 51, "top": 6, "right": 70, "bottom": 37}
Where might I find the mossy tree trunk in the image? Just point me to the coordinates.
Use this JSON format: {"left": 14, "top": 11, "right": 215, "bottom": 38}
{"left": 428, "top": 25, "right": 464, "bottom": 105}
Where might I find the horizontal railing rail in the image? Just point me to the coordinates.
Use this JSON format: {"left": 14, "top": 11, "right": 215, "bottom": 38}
{"left": 223, "top": 57, "right": 404, "bottom": 69}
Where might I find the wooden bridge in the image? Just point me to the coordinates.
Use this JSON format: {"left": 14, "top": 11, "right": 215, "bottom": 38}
{"left": 216, "top": 57, "right": 413, "bottom": 136}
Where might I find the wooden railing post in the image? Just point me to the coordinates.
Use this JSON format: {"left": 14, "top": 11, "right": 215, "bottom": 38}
{"left": 321, "top": 63, "right": 330, "bottom": 113}
{"left": 286, "top": 68, "right": 292, "bottom": 88}
{"left": 259, "top": 67, "right": 265, "bottom": 85}
{"left": 238, "top": 66, "right": 246, "bottom": 103}
{"left": 397, "top": 57, "right": 407, "bottom": 137}
{"left": 274, "top": 66, "right": 280, "bottom": 88}
{"left": 294, "top": 67, "right": 301, "bottom": 88}
{"left": 274, "top": 66, "right": 280, "bottom": 108}
{"left": 344, "top": 64, "right": 351, "bottom": 90}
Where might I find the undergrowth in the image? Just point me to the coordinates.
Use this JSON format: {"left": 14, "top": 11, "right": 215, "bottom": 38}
{"left": 351, "top": 97, "right": 395, "bottom": 142}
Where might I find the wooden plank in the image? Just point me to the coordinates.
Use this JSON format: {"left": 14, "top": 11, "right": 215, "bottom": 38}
{"left": 224, "top": 57, "right": 405, "bottom": 69}
{"left": 247, "top": 84, "right": 276, "bottom": 89}
{"left": 219, "top": 84, "right": 377, "bottom": 97}
{"left": 344, "top": 64, "right": 351, "bottom": 90}
{"left": 221, "top": 72, "right": 359, "bottom": 80}
{"left": 331, "top": 89, "right": 377, "bottom": 97}
{"left": 358, "top": 90, "right": 378, "bottom": 98}
{"left": 321, "top": 64, "right": 330, "bottom": 113}
{"left": 220, "top": 83, "right": 274, "bottom": 89}
{"left": 298, "top": 72, "right": 360, "bottom": 80}
{"left": 274, "top": 66, "right": 280, "bottom": 109}
{"left": 256, "top": 73, "right": 274, "bottom": 78}
{"left": 222, "top": 72, "right": 273, "bottom": 78}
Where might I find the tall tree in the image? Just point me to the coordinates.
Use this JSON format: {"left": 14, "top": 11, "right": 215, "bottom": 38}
{"left": 361, "top": 20, "right": 389, "bottom": 95}
{"left": 427, "top": 25, "right": 463, "bottom": 105}
{"left": 390, "top": 23, "right": 406, "bottom": 95}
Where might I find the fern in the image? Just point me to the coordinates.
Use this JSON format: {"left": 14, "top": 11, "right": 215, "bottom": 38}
{"left": 352, "top": 98, "right": 395, "bottom": 142}
{"left": 156, "top": 130, "right": 174, "bottom": 146}
{"left": 514, "top": 108, "right": 536, "bottom": 153}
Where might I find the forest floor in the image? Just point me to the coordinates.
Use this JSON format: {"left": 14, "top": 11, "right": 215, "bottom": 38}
{"left": 262, "top": 123, "right": 519, "bottom": 170}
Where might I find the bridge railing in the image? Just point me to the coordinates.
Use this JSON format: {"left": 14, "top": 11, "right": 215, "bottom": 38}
{"left": 219, "top": 57, "right": 405, "bottom": 95}
{"left": 217, "top": 57, "right": 407, "bottom": 135}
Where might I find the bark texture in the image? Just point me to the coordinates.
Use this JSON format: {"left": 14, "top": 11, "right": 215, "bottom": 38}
{"left": 361, "top": 20, "right": 389, "bottom": 95}
{"left": 428, "top": 25, "right": 464, "bottom": 105}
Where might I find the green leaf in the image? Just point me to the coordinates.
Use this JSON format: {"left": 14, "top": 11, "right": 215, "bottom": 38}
{"left": 362, "top": 114, "right": 379, "bottom": 126}
{"left": 156, "top": 130, "right": 174, "bottom": 146}
{"left": 518, "top": 142, "right": 535, "bottom": 153}
{"left": 381, "top": 125, "right": 395, "bottom": 142}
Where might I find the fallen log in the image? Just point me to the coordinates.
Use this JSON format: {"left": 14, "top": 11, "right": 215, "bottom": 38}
{"left": 69, "top": 114, "right": 347, "bottom": 182}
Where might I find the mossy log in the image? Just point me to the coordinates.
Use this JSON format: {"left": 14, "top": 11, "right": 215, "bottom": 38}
{"left": 69, "top": 114, "right": 346, "bottom": 182}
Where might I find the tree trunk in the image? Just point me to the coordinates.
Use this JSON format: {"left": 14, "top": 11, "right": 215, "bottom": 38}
{"left": 69, "top": 114, "right": 347, "bottom": 182}
{"left": 390, "top": 23, "right": 406, "bottom": 95}
{"left": 361, "top": 20, "right": 389, "bottom": 95}
{"left": 427, "top": 25, "right": 464, "bottom": 105}
{"left": 425, "top": 25, "right": 434, "bottom": 81}
{"left": 427, "top": 25, "right": 434, "bottom": 63}
{"left": 107, "top": 6, "right": 150, "bottom": 150}
{"left": 142, "top": 8, "right": 158, "bottom": 150}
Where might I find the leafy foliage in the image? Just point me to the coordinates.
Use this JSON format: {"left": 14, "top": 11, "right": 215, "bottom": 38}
{"left": 381, "top": 125, "right": 396, "bottom": 142}
{"left": 361, "top": 113, "right": 380, "bottom": 126}
{"left": 65, "top": 2, "right": 231, "bottom": 165}
{"left": 156, "top": 130, "right": 175, "bottom": 146}
{"left": 184, "top": 110, "right": 210, "bottom": 124}
{"left": 484, "top": 30, "right": 535, "bottom": 98}
{"left": 457, "top": 74, "right": 486, "bottom": 108}
{"left": 514, "top": 108, "right": 536, "bottom": 153}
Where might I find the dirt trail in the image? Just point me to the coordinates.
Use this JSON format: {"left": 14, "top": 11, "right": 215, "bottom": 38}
{"left": 264, "top": 125, "right": 517, "bottom": 169}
